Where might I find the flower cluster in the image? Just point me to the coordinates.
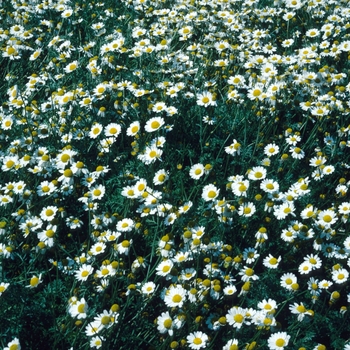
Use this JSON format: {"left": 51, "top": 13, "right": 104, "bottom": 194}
{"left": 1, "top": 0, "right": 350, "bottom": 349}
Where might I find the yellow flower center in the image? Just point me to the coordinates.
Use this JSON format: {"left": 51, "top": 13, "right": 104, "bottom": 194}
{"left": 323, "top": 214, "right": 332, "bottom": 223}
{"left": 151, "top": 121, "right": 160, "bottom": 129}
{"left": 269, "top": 257, "right": 277, "bottom": 265}
{"left": 172, "top": 294, "right": 182, "bottom": 303}
{"left": 45, "top": 209, "right": 54, "bottom": 217}
{"left": 252, "top": 89, "right": 261, "bottom": 97}
{"left": 93, "top": 189, "right": 101, "bottom": 196}
{"left": 193, "top": 338, "right": 202, "bottom": 345}
{"left": 46, "top": 229, "right": 55, "bottom": 238}
{"left": 239, "top": 184, "right": 247, "bottom": 192}
{"left": 64, "top": 169, "right": 73, "bottom": 177}
{"left": 243, "top": 207, "right": 251, "bottom": 215}
{"left": 30, "top": 276, "right": 39, "bottom": 287}
{"left": 296, "top": 305, "right": 306, "bottom": 313}
{"left": 234, "top": 314, "right": 244, "bottom": 323}
{"left": 164, "top": 319, "right": 172, "bottom": 329}
{"left": 101, "top": 316, "right": 111, "bottom": 325}
{"left": 121, "top": 240, "right": 129, "bottom": 248}
{"left": 245, "top": 268, "right": 254, "bottom": 276}
{"left": 276, "top": 339, "right": 285, "bottom": 347}
{"left": 6, "top": 160, "right": 15, "bottom": 168}
{"left": 207, "top": 190, "right": 216, "bottom": 198}
{"left": 77, "top": 304, "right": 85, "bottom": 313}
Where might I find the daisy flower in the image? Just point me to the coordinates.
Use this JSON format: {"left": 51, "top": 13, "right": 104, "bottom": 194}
{"left": 95, "top": 264, "right": 116, "bottom": 279}
{"left": 37, "top": 224, "right": 57, "bottom": 247}
{"left": 300, "top": 205, "right": 317, "bottom": 219}
{"left": 141, "top": 281, "right": 157, "bottom": 295}
{"left": 289, "top": 302, "right": 312, "bottom": 321}
{"left": 178, "top": 201, "right": 193, "bottom": 214}
{"left": 152, "top": 102, "right": 167, "bottom": 113}
{"left": 247, "top": 83, "right": 265, "bottom": 100}
{"left": 144, "top": 117, "right": 165, "bottom": 132}
{"left": 89, "top": 123, "right": 103, "bottom": 139}
{"left": 187, "top": 331, "right": 208, "bottom": 349}
{"left": 225, "top": 139, "right": 241, "bottom": 155}
{"left": 164, "top": 284, "right": 187, "bottom": 308}
{"left": 94, "top": 309, "right": 117, "bottom": 329}
{"left": 239, "top": 266, "right": 259, "bottom": 282}
{"left": 267, "top": 332, "right": 290, "bottom": 349}
{"left": 223, "top": 285, "right": 237, "bottom": 296}
{"left": 290, "top": 146, "right": 305, "bottom": 159}
{"left": 309, "top": 156, "right": 327, "bottom": 167}
{"left": 317, "top": 209, "right": 338, "bottom": 227}
{"left": 90, "top": 336, "right": 105, "bottom": 349}
{"left": 69, "top": 298, "right": 88, "bottom": 319}
{"left": 27, "top": 274, "right": 43, "bottom": 289}
{"left": 75, "top": 264, "right": 94, "bottom": 282}
{"left": 338, "top": 202, "right": 350, "bottom": 215}
{"left": 157, "top": 311, "right": 180, "bottom": 336}
{"left": 318, "top": 279, "right": 333, "bottom": 290}
{"left": 138, "top": 146, "right": 163, "bottom": 165}
{"left": 85, "top": 320, "right": 103, "bottom": 337}
{"left": 298, "top": 261, "right": 313, "bottom": 275}
{"left": 189, "top": 163, "right": 205, "bottom": 180}
{"left": 258, "top": 299, "right": 278, "bottom": 314}
{"left": 126, "top": 121, "right": 140, "bottom": 136}
{"left": 260, "top": 179, "right": 279, "bottom": 193}
{"left": 274, "top": 202, "right": 296, "bottom": 220}
{"left": 231, "top": 180, "right": 249, "bottom": 197}
{"left": 201, "top": 184, "right": 219, "bottom": 201}
{"left": 196, "top": 91, "right": 217, "bottom": 107}
{"left": 322, "top": 165, "right": 335, "bottom": 175}
{"left": 64, "top": 60, "right": 79, "bottom": 73}
{"left": 134, "top": 178, "right": 147, "bottom": 194}
{"left": 285, "top": 134, "right": 301, "bottom": 145}
{"left": 304, "top": 254, "right": 322, "bottom": 269}
{"left": 117, "top": 218, "right": 134, "bottom": 232}
{"left": 238, "top": 202, "right": 256, "bottom": 217}
{"left": 243, "top": 247, "right": 260, "bottom": 264}
{"left": 153, "top": 169, "right": 168, "bottom": 185}
{"left": 40, "top": 206, "right": 58, "bottom": 221}
{"left": 226, "top": 307, "right": 247, "bottom": 329}
{"left": 4, "top": 338, "right": 21, "bottom": 350}
{"left": 104, "top": 123, "right": 121, "bottom": 137}
{"left": 247, "top": 166, "right": 267, "bottom": 181}
{"left": 263, "top": 254, "right": 281, "bottom": 269}
{"left": 332, "top": 268, "right": 349, "bottom": 284}
{"left": 264, "top": 143, "right": 280, "bottom": 157}
{"left": 116, "top": 239, "right": 132, "bottom": 255}
{"left": 280, "top": 273, "right": 297, "bottom": 290}
{"left": 90, "top": 242, "right": 106, "bottom": 256}
{"left": 0, "top": 282, "right": 10, "bottom": 296}
{"left": 36, "top": 180, "right": 57, "bottom": 196}
{"left": 156, "top": 259, "right": 174, "bottom": 277}
{"left": 90, "top": 185, "right": 106, "bottom": 200}
{"left": 1, "top": 116, "right": 14, "bottom": 130}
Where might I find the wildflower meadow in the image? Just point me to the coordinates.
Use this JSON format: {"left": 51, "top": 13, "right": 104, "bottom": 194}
{"left": 1, "top": 0, "right": 350, "bottom": 349}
